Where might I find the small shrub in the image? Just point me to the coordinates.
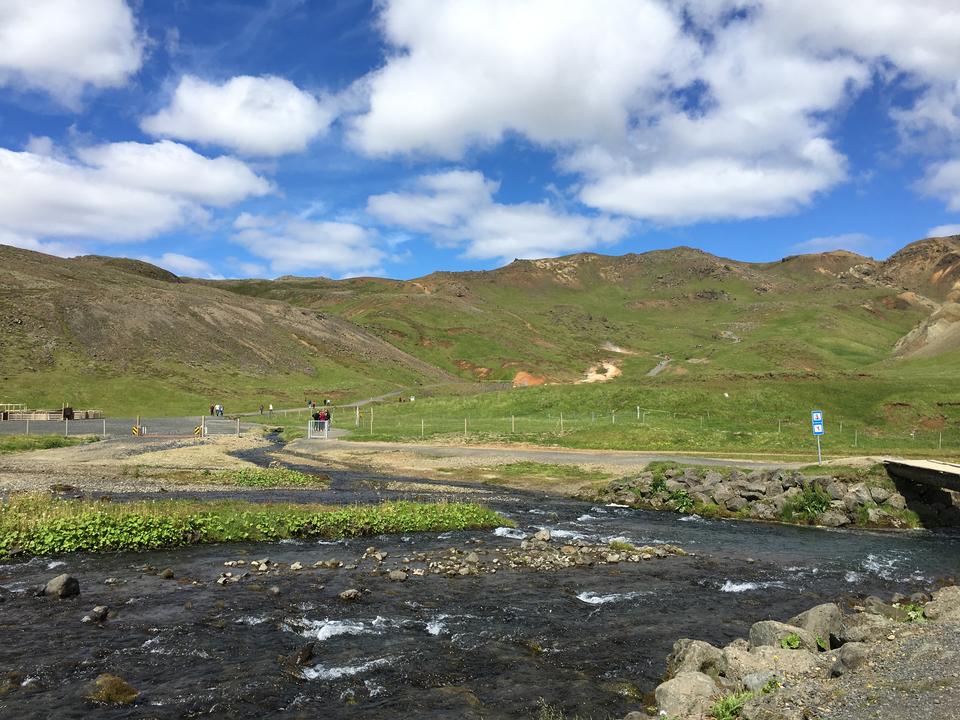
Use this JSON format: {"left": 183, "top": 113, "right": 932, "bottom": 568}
{"left": 779, "top": 633, "right": 802, "bottom": 650}
{"left": 607, "top": 539, "right": 637, "bottom": 553}
{"left": 780, "top": 485, "right": 831, "bottom": 522}
{"left": 711, "top": 691, "right": 754, "bottom": 720}
{"left": 669, "top": 489, "right": 695, "bottom": 513}
{"left": 87, "top": 674, "right": 138, "bottom": 705}
{"left": 902, "top": 603, "right": 926, "bottom": 623}
{"left": 649, "top": 476, "right": 668, "bottom": 494}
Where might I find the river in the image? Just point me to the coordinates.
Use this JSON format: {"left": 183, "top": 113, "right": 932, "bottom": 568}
{"left": 2, "top": 474, "right": 959, "bottom": 719}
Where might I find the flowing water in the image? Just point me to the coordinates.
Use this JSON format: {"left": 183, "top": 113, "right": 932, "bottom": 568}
{"left": 2, "top": 477, "right": 959, "bottom": 719}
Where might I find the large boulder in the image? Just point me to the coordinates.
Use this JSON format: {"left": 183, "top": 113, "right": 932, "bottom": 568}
{"left": 843, "top": 483, "right": 874, "bottom": 512}
{"left": 44, "top": 574, "right": 79, "bottom": 599}
{"left": 740, "top": 482, "right": 767, "bottom": 500}
{"left": 665, "top": 639, "right": 723, "bottom": 679}
{"left": 829, "top": 641, "right": 870, "bottom": 676}
{"left": 863, "top": 596, "right": 909, "bottom": 622}
{"left": 886, "top": 493, "right": 907, "bottom": 510}
{"left": 720, "top": 645, "right": 820, "bottom": 684}
{"left": 788, "top": 603, "right": 842, "bottom": 648}
{"left": 825, "top": 482, "right": 846, "bottom": 500}
{"left": 726, "top": 496, "right": 749, "bottom": 512}
{"left": 818, "top": 509, "right": 851, "bottom": 528}
{"left": 654, "top": 671, "right": 718, "bottom": 718}
{"left": 870, "top": 485, "right": 893, "bottom": 504}
{"left": 924, "top": 585, "right": 960, "bottom": 621}
{"left": 748, "top": 621, "right": 818, "bottom": 653}
{"left": 840, "top": 612, "right": 895, "bottom": 643}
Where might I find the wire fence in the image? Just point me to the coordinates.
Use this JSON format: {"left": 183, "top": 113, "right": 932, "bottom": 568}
{"left": 347, "top": 404, "right": 960, "bottom": 454}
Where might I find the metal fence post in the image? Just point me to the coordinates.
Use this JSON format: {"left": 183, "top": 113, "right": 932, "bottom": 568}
{"left": 65, "top": 419, "right": 69, "bottom": 436}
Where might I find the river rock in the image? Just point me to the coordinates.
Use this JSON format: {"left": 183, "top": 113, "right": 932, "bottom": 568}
{"left": 844, "top": 483, "right": 874, "bottom": 511}
{"left": 721, "top": 645, "right": 820, "bottom": 683}
{"left": 886, "top": 493, "right": 907, "bottom": 510}
{"left": 788, "top": 603, "right": 842, "bottom": 648}
{"left": 830, "top": 641, "right": 870, "bottom": 676}
{"left": 159, "top": 568, "right": 175, "bottom": 580}
{"left": 712, "top": 486, "right": 735, "bottom": 506}
{"left": 44, "top": 574, "right": 79, "bottom": 599}
{"left": 752, "top": 501, "right": 777, "bottom": 521}
{"left": 740, "top": 482, "right": 767, "bottom": 500}
{"left": 818, "top": 509, "right": 851, "bottom": 527}
{"left": 81, "top": 605, "right": 109, "bottom": 624}
{"left": 924, "top": 585, "right": 960, "bottom": 621}
{"left": 825, "top": 482, "right": 846, "bottom": 500}
{"left": 654, "top": 671, "right": 718, "bottom": 718}
{"left": 864, "top": 596, "right": 909, "bottom": 622}
{"left": 748, "top": 621, "right": 818, "bottom": 653}
{"left": 388, "top": 570, "right": 408, "bottom": 582}
{"left": 726, "top": 495, "right": 748, "bottom": 512}
{"left": 464, "top": 552, "right": 479, "bottom": 564}
{"left": 665, "top": 639, "right": 723, "bottom": 679}
{"left": 533, "top": 529, "right": 552, "bottom": 542}
{"left": 840, "top": 612, "right": 895, "bottom": 643}
{"left": 290, "top": 562, "right": 303, "bottom": 571}
{"left": 338, "top": 588, "right": 362, "bottom": 602}
{"left": 870, "top": 485, "right": 893, "bottom": 504}
{"left": 743, "top": 670, "right": 783, "bottom": 693}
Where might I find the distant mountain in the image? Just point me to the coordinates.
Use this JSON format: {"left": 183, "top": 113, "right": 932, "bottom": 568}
{"left": 2, "top": 236, "right": 958, "bottom": 413}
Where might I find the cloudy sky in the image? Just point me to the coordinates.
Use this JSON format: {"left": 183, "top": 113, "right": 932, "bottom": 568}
{"left": 2, "top": 0, "right": 960, "bottom": 279}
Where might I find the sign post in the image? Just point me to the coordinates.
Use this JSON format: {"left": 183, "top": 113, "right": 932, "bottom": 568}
{"left": 811, "top": 410, "right": 825, "bottom": 465}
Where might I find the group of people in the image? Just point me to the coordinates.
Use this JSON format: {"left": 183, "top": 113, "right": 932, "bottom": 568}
{"left": 258, "top": 403, "right": 274, "bottom": 416}
{"left": 209, "top": 403, "right": 225, "bottom": 416}
{"left": 311, "top": 408, "right": 332, "bottom": 426}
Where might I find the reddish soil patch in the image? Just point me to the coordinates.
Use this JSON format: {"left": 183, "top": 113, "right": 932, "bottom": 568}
{"left": 513, "top": 371, "right": 547, "bottom": 387}
{"left": 920, "top": 415, "right": 947, "bottom": 430}
{"left": 455, "top": 359, "right": 491, "bottom": 379}
{"left": 884, "top": 402, "right": 913, "bottom": 423}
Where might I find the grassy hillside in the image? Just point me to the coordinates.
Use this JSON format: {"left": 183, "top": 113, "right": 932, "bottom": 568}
{"left": 0, "top": 245, "right": 454, "bottom": 415}
{"left": 3, "top": 236, "right": 959, "bottom": 448}
{"left": 211, "top": 245, "right": 938, "bottom": 384}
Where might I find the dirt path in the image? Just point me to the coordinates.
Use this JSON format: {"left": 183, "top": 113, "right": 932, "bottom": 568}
{"left": 290, "top": 437, "right": 816, "bottom": 471}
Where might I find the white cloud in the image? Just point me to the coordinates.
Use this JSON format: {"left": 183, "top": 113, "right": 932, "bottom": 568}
{"left": 919, "top": 160, "right": 960, "bottom": 212}
{"left": 77, "top": 140, "right": 273, "bottom": 206}
{"left": 232, "top": 213, "right": 386, "bottom": 277}
{"left": 0, "top": 229, "right": 85, "bottom": 258}
{"left": 367, "top": 170, "right": 629, "bottom": 262}
{"left": 139, "top": 252, "right": 219, "bottom": 278}
{"left": 142, "top": 75, "right": 334, "bottom": 156}
{"left": 0, "top": 141, "right": 270, "bottom": 243}
{"left": 351, "top": 0, "right": 695, "bottom": 158}
{"left": 351, "top": 0, "right": 960, "bottom": 222}
{"left": 0, "top": 0, "right": 142, "bottom": 106}
{"left": 928, "top": 223, "right": 960, "bottom": 237}
{"left": 791, "top": 233, "right": 873, "bottom": 253}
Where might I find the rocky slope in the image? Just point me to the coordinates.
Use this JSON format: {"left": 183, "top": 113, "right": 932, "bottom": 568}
{"left": 640, "top": 585, "right": 960, "bottom": 720}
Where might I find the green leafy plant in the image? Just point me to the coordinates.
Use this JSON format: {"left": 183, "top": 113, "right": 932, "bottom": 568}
{"left": 902, "top": 603, "right": 926, "bottom": 623}
{"left": 649, "top": 476, "right": 668, "bottom": 494}
{"left": 669, "top": 489, "right": 695, "bottom": 513}
{"left": 0, "top": 494, "right": 509, "bottom": 559}
{"left": 780, "top": 485, "right": 831, "bottom": 522}
{"left": 607, "top": 539, "right": 637, "bottom": 553}
{"left": 779, "top": 633, "right": 802, "bottom": 650}
{"left": 761, "top": 677, "right": 782, "bottom": 694}
{"left": 711, "top": 691, "right": 755, "bottom": 720}
{"left": 227, "top": 467, "right": 325, "bottom": 488}
{"left": 816, "top": 635, "right": 829, "bottom": 651}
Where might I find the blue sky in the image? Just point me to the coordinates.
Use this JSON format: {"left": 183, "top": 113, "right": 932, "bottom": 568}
{"left": 2, "top": 0, "right": 960, "bottom": 279}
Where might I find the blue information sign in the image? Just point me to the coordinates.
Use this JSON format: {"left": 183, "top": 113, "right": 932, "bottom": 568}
{"left": 811, "top": 410, "right": 824, "bottom": 436}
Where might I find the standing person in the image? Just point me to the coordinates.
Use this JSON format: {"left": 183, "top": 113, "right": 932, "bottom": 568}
{"left": 209, "top": 404, "right": 214, "bottom": 416}
{"left": 268, "top": 403, "right": 273, "bottom": 416}
{"left": 259, "top": 404, "right": 264, "bottom": 415}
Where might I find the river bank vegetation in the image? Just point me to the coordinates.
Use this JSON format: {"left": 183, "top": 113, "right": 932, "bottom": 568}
{"left": 0, "top": 496, "right": 507, "bottom": 558}
{"left": 0, "top": 435, "right": 95, "bottom": 454}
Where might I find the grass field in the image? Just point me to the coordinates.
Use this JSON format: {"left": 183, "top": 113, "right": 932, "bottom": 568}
{"left": 335, "top": 370, "right": 960, "bottom": 458}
